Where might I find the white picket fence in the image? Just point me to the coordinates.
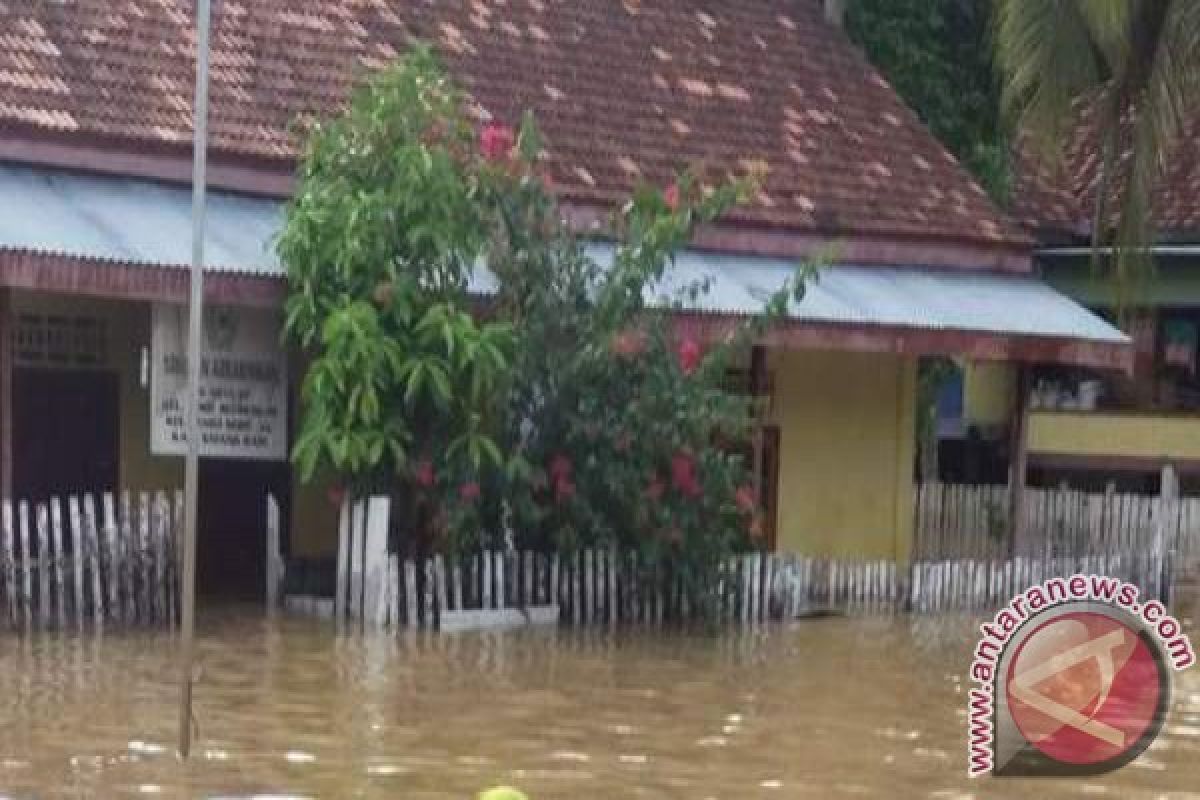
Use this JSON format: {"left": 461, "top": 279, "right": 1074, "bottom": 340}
{"left": 0, "top": 491, "right": 180, "bottom": 631}
{"left": 915, "top": 473, "right": 1200, "bottom": 568}
{"left": 908, "top": 552, "right": 1171, "bottom": 613}
{"left": 279, "top": 485, "right": 1196, "bottom": 630}
{"left": 292, "top": 496, "right": 907, "bottom": 629}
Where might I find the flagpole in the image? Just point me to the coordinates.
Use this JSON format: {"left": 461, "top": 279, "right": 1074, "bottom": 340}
{"left": 180, "top": 0, "right": 211, "bottom": 759}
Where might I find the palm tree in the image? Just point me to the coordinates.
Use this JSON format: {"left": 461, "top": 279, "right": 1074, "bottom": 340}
{"left": 995, "top": 1, "right": 1200, "bottom": 287}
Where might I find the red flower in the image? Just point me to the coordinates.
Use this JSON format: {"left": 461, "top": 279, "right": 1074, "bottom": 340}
{"left": 326, "top": 484, "right": 347, "bottom": 508}
{"left": 670, "top": 452, "right": 702, "bottom": 498}
{"left": 480, "top": 123, "right": 515, "bottom": 161}
{"left": 645, "top": 477, "right": 665, "bottom": 501}
{"left": 664, "top": 183, "right": 681, "bottom": 211}
{"left": 676, "top": 337, "right": 703, "bottom": 375}
{"left": 414, "top": 459, "right": 436, "bottom": 489}
{"left": 611, "top": 328, "right": 647, "bottom": 358}
{"left": 549, "top": 454, "right": 573, "bottom": 481}
{"left": 555, "top": 478, "right": 576, "bottom": 502}
{"left": 460, "top": 481, "right": 482, "bottom": 502}
{"left": 735, "top": 485, "right": 757, "bottom": 514}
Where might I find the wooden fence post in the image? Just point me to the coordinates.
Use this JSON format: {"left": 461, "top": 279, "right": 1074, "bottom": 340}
{"left": 334, "top": 500, "right": 349, "bottom": 624}
{"left": 364, "top": 496, "right": 390, "bottom": 628}
{"left": 35, "top": 503, "right": 49, "bottom": 629}
{"left": 83, "top": 494, "right": 104, "bottom": 628}
{"left": 1154, "top": 465, "right": 1179, "bottom": 603}
{"left": 102, "top": 494, "right": 120, "bottom": 625}
{"left": 348, "top": 499, "right": 366, "bottom": 624}
{"left": 2, "top": 501, "right": 13, "bottom": 627}
{"left": 265, "top": 493, "right": 283, "bottom": 613}
{"left": 68, "top": 496, "right": 84, "bottom": 630}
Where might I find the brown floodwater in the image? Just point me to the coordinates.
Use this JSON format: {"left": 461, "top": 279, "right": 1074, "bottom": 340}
{"left": 1, "top": 600, "right": 1199, "bottom": 799}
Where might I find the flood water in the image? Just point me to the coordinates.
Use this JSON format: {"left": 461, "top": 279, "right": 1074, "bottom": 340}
{"left": 2, "top": 603, "right": 1200, "bottom": 798}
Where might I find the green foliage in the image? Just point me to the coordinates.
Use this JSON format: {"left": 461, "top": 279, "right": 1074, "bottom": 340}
{"left": 846, "top": 0, "right": 1010, "bottom": 202}
{"left": 280, "top": 48, "right": 811, "bottom": 615}
{"left": 279, "top": 46, "right": 513, "bottom": 501}
{"left": 995, "top": 0, "right": 1200, "bottom": 301}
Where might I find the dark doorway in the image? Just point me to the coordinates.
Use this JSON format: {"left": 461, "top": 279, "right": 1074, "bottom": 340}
{"left": 12, "top": 368, "right": 120, "bottom": 503}
{"left": 197, "top": 458, "right": 289, "bottom": 601}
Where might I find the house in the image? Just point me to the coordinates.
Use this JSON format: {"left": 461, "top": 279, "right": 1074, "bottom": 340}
{"left": 0, "top": 0, "right": 1127, "bottom": 596}
{"left": 949, "top": 106, "right": 1200, "bottom": 494}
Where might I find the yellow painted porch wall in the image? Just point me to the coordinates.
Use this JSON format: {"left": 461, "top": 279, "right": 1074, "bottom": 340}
{"left": 1028, "top": 411, "right": 1200, "bottom": 461}
{"left": 290, "top": 474, "right": 341, "bottom": 558}
{"left": 768, "top": 349, "right": 917, "bottom": 560}
{"left": 10, "top": 292, "right": 183, "bottom": 494}
{"left": 963, "top": 361, "right": 1015, "bottom": 428}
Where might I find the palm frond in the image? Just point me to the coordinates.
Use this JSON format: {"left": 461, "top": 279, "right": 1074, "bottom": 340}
{"left": 1103, "top": 0, "right": 1199, "bottom": 305}
{"left": 996, "top": 0, "right": 1200, "bottom": 309}
{"left": 994, "top": 0, "right": 1118, "bottom": 159}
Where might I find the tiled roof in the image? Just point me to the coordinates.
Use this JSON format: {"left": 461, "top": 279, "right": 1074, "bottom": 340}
{"left": 1013, "top": 101, "right": 1200, "bottom": 241}
{"left": 0, "top": 0, "right": 1026, "bottom": 250}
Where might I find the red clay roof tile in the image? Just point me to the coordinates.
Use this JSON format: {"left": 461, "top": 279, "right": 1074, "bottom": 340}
{"left": 1013, "top": 100, "right": 1200, "bottom": 241}
{"left": 0, "top": 0, "right": 1027, "bottom": 251}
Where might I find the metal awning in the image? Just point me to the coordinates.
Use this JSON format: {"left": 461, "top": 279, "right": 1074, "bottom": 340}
{"left": 0, "top": 163, "right": 1129, "bottom": 367}
{"left": 0, "top": 162, "right": 282, "bottom": 273}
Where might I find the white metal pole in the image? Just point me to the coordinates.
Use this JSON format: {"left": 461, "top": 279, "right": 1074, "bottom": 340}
{"left": 180, "top": 0, "right": 211, "bottom": 760}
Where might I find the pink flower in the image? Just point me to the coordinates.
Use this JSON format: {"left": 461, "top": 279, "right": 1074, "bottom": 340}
{"left": 480, "top": 123, "right": 515, "bottom": 161}
{"left": 549, "top": 454, "right": 572, "bottom": 481}
{"left": 670, "top": 452, "right": 701, "bottom": 498}
{"left": 676, "top": 337, "right": 703, "bottom": 375}
{"left": 735, "top": 485, "right": 757, "bottom": 514}
{"left": 460, "top": 481, "right": 482, "bottom": 502}
{"left": 664, "top": 183, "right": 680, "bottom": 211}
{"left": 414, "top": 459, "right": 436, "bottom": 489}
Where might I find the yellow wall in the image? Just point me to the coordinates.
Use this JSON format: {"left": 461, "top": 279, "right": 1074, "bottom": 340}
{"left": 963, "top": 361, "right": 1015, "bottom": 428}
{"left": 290, "top": 474, "right": 341, "bottom": 558}
{"left": 10, "top": 292, "right": 183, "bottom": 492}
{"left": 768, "top": 349, "right": 917, "bottom": 560}
{"left": 1028, "top": 411, "right": 1200, "bottom": 461}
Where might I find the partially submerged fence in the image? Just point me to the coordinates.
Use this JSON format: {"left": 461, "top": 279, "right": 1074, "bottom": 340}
{"left": 296, "top": 493, "right": 1188, "bottom": 629}
{"left": 915, "top": 474, "right": 1200, "bottom": 567}
{"left": 0, "top": 491, "right": 179, "bottom": 631}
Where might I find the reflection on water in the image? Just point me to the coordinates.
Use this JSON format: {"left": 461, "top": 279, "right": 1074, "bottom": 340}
{"left": 1, "top": 602, "right": 1199, "bottom": 798}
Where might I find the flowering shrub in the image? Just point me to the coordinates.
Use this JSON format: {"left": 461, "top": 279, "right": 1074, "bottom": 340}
{"left": 280, "top": 47, "right": 809, "bottom": 616}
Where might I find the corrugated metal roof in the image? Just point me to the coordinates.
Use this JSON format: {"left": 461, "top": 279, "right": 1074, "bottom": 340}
{"left": 0, "top": 162, "right": 282, "bottom": 273}
{"left": 590, "top": 246, "right": 1128, "bottom": 344}
{"left": 0, "top": 164, "right": 1126, "bottom": 345}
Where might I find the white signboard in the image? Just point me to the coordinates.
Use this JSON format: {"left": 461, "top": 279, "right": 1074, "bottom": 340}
{"left": 151, "top": 304, "right": 288, "bottom": 460}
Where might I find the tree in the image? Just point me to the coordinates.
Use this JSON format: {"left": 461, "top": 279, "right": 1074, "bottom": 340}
{"left": 279, "top": 48, "right": 515, "bottom": 553}
{"left": 846, "top": 0, "right": 1009, "bottom": 201}
{"left": 995, "top": 1, "right": 1200, "bottom": 287}
{"left": 279, "top": 48, "right": 810, "bottom": 614}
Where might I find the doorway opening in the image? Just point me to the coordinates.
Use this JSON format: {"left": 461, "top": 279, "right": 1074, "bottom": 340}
{"left": 12, "top": 367, "right": 120, "bottom": 503}
{"left": 196, "top": 458, "right": 289, "bottom": 601}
